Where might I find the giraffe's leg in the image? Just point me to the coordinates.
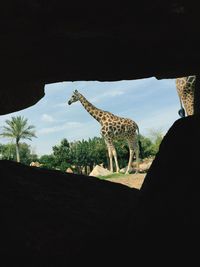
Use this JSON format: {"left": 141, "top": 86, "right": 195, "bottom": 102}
{"left": 125, "top": 139, "right": 134, "bottom": 174}
{"left": 125, "top": 148, "right": 134, "bottom": 174}
{"left": 134, "top": 144, "right": 140, "bottom": 174}
{"left": 105, "top": 138, "right": 119, "bottom": 173}
{"left": 107, "top": 145, "right": 113, "bottom": 173}
{"left": 111, "top": 146, "right": 120, "bottom": 173}
{"left": 126, "top": 138, "right": 139, "bottom": 174}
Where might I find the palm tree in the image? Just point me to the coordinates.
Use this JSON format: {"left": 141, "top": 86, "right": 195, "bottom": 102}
{"left": 0, "top": 116, "right": 36, "bottom": 162}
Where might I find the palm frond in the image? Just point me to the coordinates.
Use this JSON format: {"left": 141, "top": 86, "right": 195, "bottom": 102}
{"left": 0, "top": 116, "right": 37, "bottom": 143}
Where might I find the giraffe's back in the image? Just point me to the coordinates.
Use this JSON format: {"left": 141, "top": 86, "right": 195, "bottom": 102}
{"left": 101, "top": 116, "right": 138, "bottom": 140}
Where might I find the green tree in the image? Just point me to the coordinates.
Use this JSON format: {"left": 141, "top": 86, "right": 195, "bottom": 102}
{"left": 137, "top": 130, "right": 163, "bottom": 160}
{"left": 114, "top": 139, "right": 130, "bottom": 168}
{"left": 138, "top": 134, "right": 154, "bottom": 158}
{"left": 67, "top": 140, "right": 86, "bottom": 173}
{"left": 0, "top": 142, "right": 38, "bottom": 164}
{"left": 52, "top": 138, "right": 73, "bottom": 171}
{"left": 52, "top": 137, "right": 107, "bottom": 174}
{"left": 87, "top": 137, "right": 108, "bottom": 170}
{"left": 39, "top": 154, "right": 57, "bottom": 170}
{"left": 49, "top": 132, "right": 163, "bottom": 175}
{"left": 147, "top": 129, "right": 163, "bottom": 156}
{"left": 0, "top": 116, "right": 37, "bottom": 162}
{"left": 19, "top": 143, "right": 38, "bottom": 165}
{"left": 69, "top": 137, "right": 108, "bottom": 174}
{"left": 0, "top": 143, "right": 15, "bottom": 160}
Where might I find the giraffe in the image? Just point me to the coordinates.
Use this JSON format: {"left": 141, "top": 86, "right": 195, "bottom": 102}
{"left": 175, "top": 76, "right": 196, "bottom": 117}
{"left": 67, "top": 90, "right": 140, "bottom": 174}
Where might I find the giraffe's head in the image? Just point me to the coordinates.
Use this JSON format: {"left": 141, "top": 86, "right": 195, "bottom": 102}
{"left": 68, "top": 90, "right": 80, "bottom": 105}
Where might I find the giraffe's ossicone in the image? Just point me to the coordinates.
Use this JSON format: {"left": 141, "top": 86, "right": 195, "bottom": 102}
{"left": 68, "top": 89, "right": 140, "bottom": 174}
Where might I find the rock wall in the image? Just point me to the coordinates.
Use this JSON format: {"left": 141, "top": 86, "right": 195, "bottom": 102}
{"left": 1, "top": 1, "right": 200, "bottom": 114}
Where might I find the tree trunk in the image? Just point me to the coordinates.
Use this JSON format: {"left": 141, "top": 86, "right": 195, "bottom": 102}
{"left": 16, "top": 142, "right": 20, "bottom": 162}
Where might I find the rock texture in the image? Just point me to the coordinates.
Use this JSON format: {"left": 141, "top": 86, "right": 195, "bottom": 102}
{"left": 1, "top": 116, "right": 200, "bottom": 265}
{"left": 0, "top": 2, "right": 200, "bottom": 265}
{"left": 89, "top": 165, "right": 112, "bottom": 176}
{"left": 0, "top": 160, "right": 139, "bottom": 265}
{"left": 139, "top": 115, "right": 200, "bottom": 224}
{"left": 1, "top": 1, "right": 200, "bottom": 114}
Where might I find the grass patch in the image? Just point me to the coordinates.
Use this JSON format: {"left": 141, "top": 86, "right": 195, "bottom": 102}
{"left": 96, "top": 172, "right": 132, "bottom": 179}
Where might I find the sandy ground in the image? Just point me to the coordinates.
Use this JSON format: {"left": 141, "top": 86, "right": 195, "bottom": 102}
{"left": 107, "top": 173, "right": 146, "bottom": 189}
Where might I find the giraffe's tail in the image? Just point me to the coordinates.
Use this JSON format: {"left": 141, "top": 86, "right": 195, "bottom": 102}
{"left": 177, "top": 94, "right": 186, "bottom": 118}
{"left": 136, "top": 125, "right": 143, "bottom": 160}
{"left": 178, "top": 108, "right": 186, "bottom": 118}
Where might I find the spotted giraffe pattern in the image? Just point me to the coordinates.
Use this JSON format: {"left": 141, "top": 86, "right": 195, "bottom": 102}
{"left": 68, "top": 90, "right": 140, "bottom": 174}
{"left": 176, "top": 76, "right": 196, "bottom": 117}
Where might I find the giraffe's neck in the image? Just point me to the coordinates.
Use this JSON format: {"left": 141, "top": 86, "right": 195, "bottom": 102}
{"left": 78, "top": 94, "right": 105, "bottom": 123}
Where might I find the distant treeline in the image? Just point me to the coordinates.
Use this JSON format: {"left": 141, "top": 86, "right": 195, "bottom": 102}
{"left": 0, "top": 132, "right": 163, "bottom": 175}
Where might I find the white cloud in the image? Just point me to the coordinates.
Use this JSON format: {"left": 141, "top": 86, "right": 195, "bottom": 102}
{"left": 38, "top": 121, "right": 83, "bottom": 135}
{"left": 90, "top": 90, "right": 125, "bottom": 103}
{"left": 41, "top": 114, "right": 54, "bottom": 123}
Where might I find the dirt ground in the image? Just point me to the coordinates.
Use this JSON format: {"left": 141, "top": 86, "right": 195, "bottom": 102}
{"left": 107, "top": 173, "right": 146, "bottom": 189}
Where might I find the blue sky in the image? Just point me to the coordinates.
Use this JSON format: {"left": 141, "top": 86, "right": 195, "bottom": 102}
{"left": 0, "top": 77, "right": 181, "bottom": 156}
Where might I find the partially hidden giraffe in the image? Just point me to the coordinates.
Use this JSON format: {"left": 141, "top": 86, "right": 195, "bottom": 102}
{"left": 67, "top": 90, "right": 140, "bottom": 174}
{"left": 175, "top": 76, "right": 196, "bottom": 117}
